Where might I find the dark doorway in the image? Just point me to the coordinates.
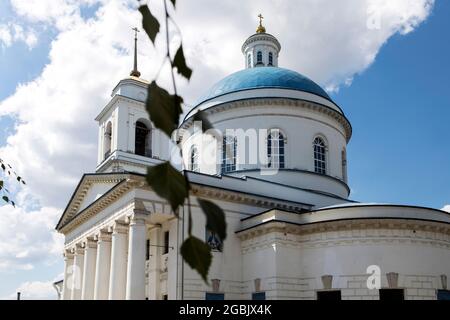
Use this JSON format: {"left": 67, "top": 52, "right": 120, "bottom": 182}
{"left": 379, "top": 289, "right": 404, "bottom": 301}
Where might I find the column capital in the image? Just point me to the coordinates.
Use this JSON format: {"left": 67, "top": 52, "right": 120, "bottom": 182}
{"left": 82, "top": 237, "right": 98, "bottom": 249}
{"left": 109, "top": 220, "right": 129, "bottom": 234}
{"left": 128, "top": 211, "right": 149, "bottom": 225}
{"left": 64, "top": 250, "right": 74, "bottom": 260}
{"left": 73, "top": 244, "right": 84, "bottom": 255}
{"left": 94, "top": 229, "right": 112, "bottom": 242}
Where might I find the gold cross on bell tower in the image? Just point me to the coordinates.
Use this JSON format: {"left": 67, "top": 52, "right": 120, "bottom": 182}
{"left": 256, "top": 13, "right": 266, "bottom": 33}
{"left": 130, "top": 27, "right": 141, "bottom": 77}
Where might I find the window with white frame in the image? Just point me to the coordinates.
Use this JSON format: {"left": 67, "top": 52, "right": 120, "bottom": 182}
{"left": 257, "top": 51, "right": 263, "bottom": 65}
{"left": 189, "top": 145, "right": 199, "bottom": 172}
{"left": 221, "top": 136, "right": 236, "bottom": 173}
{"left": 314, "top": 137, "right": 327, "bottom": 174}
{"left": 268, "top": 52, "right": 273, "bottom": 66}
{"left": 267, "top": 129, "right": 285, "bottom": 169}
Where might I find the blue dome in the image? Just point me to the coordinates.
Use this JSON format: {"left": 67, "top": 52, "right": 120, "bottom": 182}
{"left": 196, "top": 67, "right": 331, "bottom": 106}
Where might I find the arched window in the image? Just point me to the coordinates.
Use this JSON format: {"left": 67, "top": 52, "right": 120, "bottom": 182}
{"left": 267, "top": 129, "right": 285, "bottom": 169}
{"left": 189, "top": 145, "right": 199, "bottom": 172}
{"left": 268, "top": 52, "right": 273, "bottom": 66}
{"left": 104, "top": 121, "right": 112, "bottom": 159}
{"left": 341, "top": 147, "right": 347, "bottom": 183}
{"left": 247, "top": 54, "right": 252, "bottom": 68}
{"left": 221, "top": 136, "right": 236, "bottom": 173}
{"left": 313, "top": 137, "right": 327, "bottom": 174}
{"left": 135, "top": 121, "right": 152, "bottom": 157}
{"left": 257, "top": 51, "right": 263, "bottom": 65}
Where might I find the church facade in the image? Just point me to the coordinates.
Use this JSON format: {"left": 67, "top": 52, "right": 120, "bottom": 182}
{"left": 55, "top": 21, "right": 450, "bottom": 300}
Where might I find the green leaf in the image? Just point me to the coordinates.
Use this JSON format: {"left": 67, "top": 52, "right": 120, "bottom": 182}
{"left": 139, "top": 5, "right": 160, "bottom": 44}
{"left": 2, "top": 196, "right": 9, "bottom": 203}
{"left": 146, "top": 81, "right": 183, "bottom": 137}
{"left": 11, "top": 201, "right": 15, "bottom": 207}
{"left": 180, "top": 236, "right": 212, "bottom": 282}
{"left": 198, "top": 199, "right": 227, "bottom": 241}
{"left": 146, "top": 161, "right": 188, "bottom": 212}
{"left": 173, "top": 45, "right": 192, "bottom": 80}
{"left": 0, "top": 180, "right": 3, "bottom": 190}
{"left": 1, "top": 163, "right": 5, "bottom": 171}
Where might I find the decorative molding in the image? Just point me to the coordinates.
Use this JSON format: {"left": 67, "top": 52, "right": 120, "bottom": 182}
{"left": 238, "top": 219, "right": 450, "bottom": 253}
{"left": 82, "top": 237, "right": 97, "bottom": 249}
{"left": 254, "top": 278, "right": 261, "bottom": 292}
{"left": 181, "top": 97, "right": 351, "bottom": 142}
{"left": 95, "top": 94, "right": 145, "bottom": 122}
{"left": 110, "top": 220, "right": 129, "bottom": 234}
{"left": 59, "top": 175, "right": 143, "bottom": 234}
{"left": 386, "top": 272, "right": 399, "bottom": 289}
{"left": 441, "top": 274, "right": 447, "bottom": 290}
{"left": 95, "top": 229, "right": 112, "bottom": 242}
{"left": 241, "top": 33, "right": 281, "bottom": 53}
{"left": 191, "top": 183, "right": 309, "bottom": 212}
{"left": 321, "top": 275, "right": 333, "bottom": 290}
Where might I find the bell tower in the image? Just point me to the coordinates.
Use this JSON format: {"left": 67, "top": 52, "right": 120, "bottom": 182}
{"left": 242, "top": 14, "right": 281, "bottom": 68}
{"left": 94, "top": 28, "right": 170, "bottom": 173}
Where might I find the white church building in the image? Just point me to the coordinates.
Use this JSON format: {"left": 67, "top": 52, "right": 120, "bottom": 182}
{"left": 55, "top": 20, "right": 450, "bottom": 300}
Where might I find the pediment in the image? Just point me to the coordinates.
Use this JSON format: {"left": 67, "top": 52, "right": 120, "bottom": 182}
{"left": 55, "top": 173, "right": 132, "bottom": 231}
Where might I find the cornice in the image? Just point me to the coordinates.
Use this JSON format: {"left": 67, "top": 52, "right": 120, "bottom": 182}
{"left": 57, "top": 174, "right": 129, "bottom": 229}
{"left": 59, "top": 172, "right": 316, "bottom": 237}
{"left": 58, "top": 175, "right": 145, "bottom": 234}
{"left": 236, "top": 218, "right": 450, "bottom": 242}
{"left": 95, "top": 94, "right": 145, "bottom": 121}
{"left": 191, "top": 183, "right": 311, "bottom": 212}
{"left": 181, "top": 97, "right": 352, "bottom": 142}
{"left": 241, "top": 33, "right": 281, "bottom": 52}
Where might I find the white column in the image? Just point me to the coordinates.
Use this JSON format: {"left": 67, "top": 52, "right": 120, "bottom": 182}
{"left": 108, "top": 221, "right": 128, "bottom": 300}
{"left": 70, "top": 246, "right": 84, "bottom": 300}
{"left": 81, "top": 238, "right": 97, "bottom": 300}
{"left": 93, "top": 230, "right": 112, "bottom": 300}
{"left": 126, "top": 214, "right": 147, "bottom": 300}
{"left": 148, "top": 226, "right": 161, "bottom": 300}
{"left": 62, "top": 251, "right": 74, "bottom": 300}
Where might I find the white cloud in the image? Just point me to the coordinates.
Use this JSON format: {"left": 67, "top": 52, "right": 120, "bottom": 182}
{"left": 0, "top": 25, "right": 13, "bottom": 47}
{"left": 0, "top": 23, "right": 38, "bottom": 49}
{"left": 0, "top": 204, "right": 64, "bottom": 272}
{"left": 442, "top": 205, "right": 450, "bottom": 213}
{"left": 0, "top": 0, "right": 436, "bottom": 293}
{"left": 6, "top": 276, "right": 62, "bottom": 300}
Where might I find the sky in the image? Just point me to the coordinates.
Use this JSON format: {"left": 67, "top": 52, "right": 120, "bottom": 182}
{"left": 0, "top": 0, "right": 449, "bottom": 299}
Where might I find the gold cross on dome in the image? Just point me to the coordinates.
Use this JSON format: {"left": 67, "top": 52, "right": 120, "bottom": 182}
{"left": 256, "top": 13, "right": 266, "bottom": 33}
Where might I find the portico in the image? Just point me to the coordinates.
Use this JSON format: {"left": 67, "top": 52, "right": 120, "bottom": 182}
{"left": 60, "top": 198, "right": 174, "bottom": 300}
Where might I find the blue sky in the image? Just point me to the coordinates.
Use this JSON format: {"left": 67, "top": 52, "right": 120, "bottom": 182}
{"left": 333, "top": 0, "right": 450, "bottom": 208}
{"left": 0, "top": 0, "right": 448, "bottom": 299}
